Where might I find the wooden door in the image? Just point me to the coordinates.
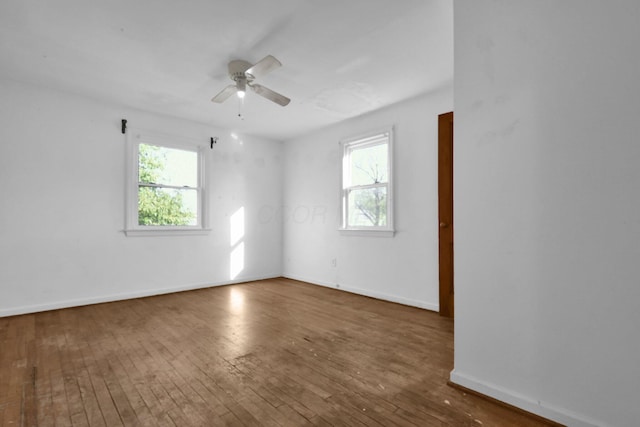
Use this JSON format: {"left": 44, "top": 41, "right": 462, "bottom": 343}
{"left": 438, "top": 112, "right": 454, "bottom": 318}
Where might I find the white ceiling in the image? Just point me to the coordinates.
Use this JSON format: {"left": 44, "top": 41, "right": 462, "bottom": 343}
{"left": 0, "top": 0, "right": 453, "bottom": 141}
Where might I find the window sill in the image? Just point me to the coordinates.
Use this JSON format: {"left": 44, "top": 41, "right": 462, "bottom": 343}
{"left": 338, "top": 229, "right": 395, "bottom": 238}
{"left": 124, "top": 228, "right": 211, "bottom": 237}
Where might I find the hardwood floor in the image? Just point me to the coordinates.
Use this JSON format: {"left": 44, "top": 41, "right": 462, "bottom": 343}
{"left": 0, "top": 278, "right": 555, "bottom": 426}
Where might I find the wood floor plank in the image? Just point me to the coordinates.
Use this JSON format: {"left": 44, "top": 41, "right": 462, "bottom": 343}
{"left": 0, "top": 278, "right": 559, "bottom": 427}
{"left": 218, "top": 409, "right": 248, "bottom": 427}
{"left": 93, "top": 316, "right": 188, "bottom": 426}
{"left": 55, "top": 313, "right": 90, "bottom": 427}
{"left": 40, "top": 311, "right": 75, "bottom": 427}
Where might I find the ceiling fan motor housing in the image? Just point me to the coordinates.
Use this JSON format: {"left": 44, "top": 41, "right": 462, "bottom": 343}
{"left": 228, "top": 60, "right": 254, "bottom": 82}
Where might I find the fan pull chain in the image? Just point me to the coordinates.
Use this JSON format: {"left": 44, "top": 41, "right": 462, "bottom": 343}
{"left": 237, "top": 96, "right": 245, "bottom": 120}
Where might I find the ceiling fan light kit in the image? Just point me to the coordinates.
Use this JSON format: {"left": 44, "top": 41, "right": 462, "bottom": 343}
{"left": 212, "top": 55, "right": 291, "bottom": 107}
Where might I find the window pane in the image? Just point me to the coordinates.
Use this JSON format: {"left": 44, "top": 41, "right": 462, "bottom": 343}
{"left": 139, "top": 143, "right": 197, "bottom": 187}
{"left": 349, "top": 143, "right": 388, "bottom": 186}
{"left": 348, "top": 186, "right": 387, "bottom": 227}
{"left": 138, "top": 187, "right": 197, "bottom": 226}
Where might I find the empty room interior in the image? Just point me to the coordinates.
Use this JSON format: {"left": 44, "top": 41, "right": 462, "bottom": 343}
{"left": 1, "top": 1, "right": 638, "bottom": 426}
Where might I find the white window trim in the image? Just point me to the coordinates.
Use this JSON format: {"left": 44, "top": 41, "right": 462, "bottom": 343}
{"left": 339, "top": 126, "right": 395, "bottom": 237}
{"left": 124, "top": 129, "right": 210, "bottom": 236}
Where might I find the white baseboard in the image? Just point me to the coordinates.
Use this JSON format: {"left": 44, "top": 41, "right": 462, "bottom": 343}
{"left": 0, "top": 274, "right": 280, "bottom": 317}
{"left": 283, "top": 273, "right": 439, "bottom": 312}
{"left": 449, "top": 370, "right": 606, "bottom": 427}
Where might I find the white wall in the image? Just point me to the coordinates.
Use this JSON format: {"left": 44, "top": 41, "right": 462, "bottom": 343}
{"left": 0, "top": 79, "right": 283, "bottom": 316}
{"left": 453, "top": 1, "right": 640, "bottom": 426}
{"left": 282, "top": 87, "right": 453, "bottom": 310}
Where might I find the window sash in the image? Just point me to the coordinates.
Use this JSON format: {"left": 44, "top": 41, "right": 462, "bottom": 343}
{"left": 135, "top": 142, "right": 202, "bottom": 228}
{"left": 138, "top": 182, "right": 198, "bottom": 190}
{"left": 344, "top": 182, "right": 387, "bottom": 192}
{"left": 340, "top": 127, "right": 393, "bottom": 232}
{"left": 344, "top": 183, "right": 389, "bottom": 229}
{"left": 125, "top": 129, "right": 207, "bottom": 235}
{"left": 343, "top": 137, "right": 389, "bottom": 188}
{"left": 137, "top": 186, "right": 199, "bottom": 227}
{"left": 138, "top": 143, "right": 198, "bottom": 187}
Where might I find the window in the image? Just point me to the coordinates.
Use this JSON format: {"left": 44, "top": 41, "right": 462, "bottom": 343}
{"left": 341, "top": 128, "right": 394, "bottom": 235}
{"left": 125, "top": 131, "right": 208, "bottom": 236}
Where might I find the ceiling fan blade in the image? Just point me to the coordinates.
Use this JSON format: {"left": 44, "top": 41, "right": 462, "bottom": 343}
{"left": 250, "top": 84, "right": 290, "bottom": 106}
{"left": 245, "top": 55, "right": 282, "bottom": 79}
{"left": 211, "top": 85, "right": 236, "bottom": 103}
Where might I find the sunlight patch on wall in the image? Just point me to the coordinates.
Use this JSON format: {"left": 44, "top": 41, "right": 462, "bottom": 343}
{"left": 230, "top": 206, "right": 245, "bottom": 280}
{"left": 230, "top": 207, "right": 245, "bottom": 246}
{"left": 230, "top": 242, "right": 245, "bottom": 280}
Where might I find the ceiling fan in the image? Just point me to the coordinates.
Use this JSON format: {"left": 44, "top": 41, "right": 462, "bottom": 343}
{"left": 211, "top": 55, "right": 290, "bottom": 107}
